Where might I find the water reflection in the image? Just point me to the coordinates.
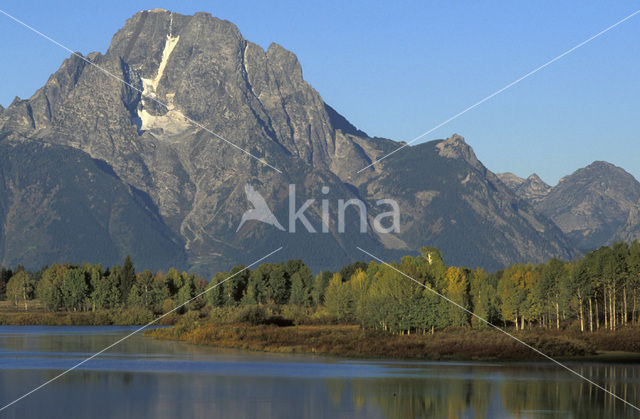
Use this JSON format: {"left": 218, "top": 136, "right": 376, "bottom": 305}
{"left": 0, "top": 326, "right": 638, "bottom": 418}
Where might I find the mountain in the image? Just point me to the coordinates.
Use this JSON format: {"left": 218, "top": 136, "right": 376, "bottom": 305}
{"left": 358, "top": 135, "right": 577, "bottom": 270}
{"left": 496, "top": 172, "right": 525, "bottom": 190}
{"left": 0, "top": 140, "right": 186, "bottom": 270}
{"left": 0, "top": 10, "right": 579, "bottom": 273}
{"left": 497, "top": 173, "right": 551, "bottom": 205}
{"left": 531, "top": 162, "right": 640, "bottom": 252}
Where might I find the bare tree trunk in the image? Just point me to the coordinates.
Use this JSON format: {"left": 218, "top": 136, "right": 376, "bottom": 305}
{"left": 555, "top": 301, "right": 560, "bottom": 330}
{"left": 611, "top": 287, "right": 616, "bottom": 331}
{"left": 22, "top": 288, "right": 28, "bottom": 311}
{"left": 604, "top": 290, "right": 609, "bottom": 330}
{"left": 623, "top": 286, "right": 627, "bottom": 326}
{"left": 515, "top": 315, "right": 519, "bottom": 331}
{"left": 633, "top": 290, "right": 637, "bottom": 325}
{"left": 595, "top": 293, "right": 600, "bottom": 330}
{"left": 579, "top": 299, "right": 584, "bottom": 332}
{"left": 589, "top": 297, "right": 593, "bottom": 333}
{"left": 521, "top": 315, "right": 525, "bottom": 330}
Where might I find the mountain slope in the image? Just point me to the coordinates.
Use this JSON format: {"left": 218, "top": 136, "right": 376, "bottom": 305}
{"left": 0, "top": 139, "right": 186, "bottom": 269}
{"left": 0, "top": 10, "right": 580, "bottom": 272}
{"left": 533, "top": 161, "right": 640, "bottom": 251}
{"left": 361, "top": 136, "right": 576, "bottom": 270}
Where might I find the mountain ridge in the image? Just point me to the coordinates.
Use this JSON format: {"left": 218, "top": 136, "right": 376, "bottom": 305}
{"left": 0, "top": 10, "right": 608, "bottom": 273}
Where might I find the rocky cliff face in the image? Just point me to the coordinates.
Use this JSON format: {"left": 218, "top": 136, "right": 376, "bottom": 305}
{"left": 497, "top": 173, "right": 551, "bottom": 205}
{"left": 497, "top": 172, "right": 525, "bottom": 190}
{"left": 0, "top": 10, "right": 581, "bottom": 272}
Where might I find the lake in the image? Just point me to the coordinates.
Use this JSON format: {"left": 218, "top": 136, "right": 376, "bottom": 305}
{"left": 0, "top": 326, "right": 638, "bottom": 418}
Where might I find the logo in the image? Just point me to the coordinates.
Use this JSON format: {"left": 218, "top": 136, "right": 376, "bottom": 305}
{"left": 236, "top": 184, "right": 286, "bottom": 232}
{"left": 237, "top": 184, "right": 400, "bottom": 234}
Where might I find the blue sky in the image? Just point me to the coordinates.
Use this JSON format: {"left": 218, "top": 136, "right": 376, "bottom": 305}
{"left": 1, "top": 1, "right": 638, "bottom": 185}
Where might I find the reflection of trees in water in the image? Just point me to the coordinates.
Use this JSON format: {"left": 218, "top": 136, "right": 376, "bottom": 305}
{"left": 500, "top": 364, "right": 640, "bottom": 418}
{"left": 325, "top": 370, "right": 490, "bottom": 418}
{"left": 324, "top": 364, "right": 640, "bottom": 418}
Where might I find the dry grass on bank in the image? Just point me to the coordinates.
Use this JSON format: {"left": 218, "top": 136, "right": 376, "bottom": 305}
{"left": 146, "top": 321, "right": 613, "bottom": 361}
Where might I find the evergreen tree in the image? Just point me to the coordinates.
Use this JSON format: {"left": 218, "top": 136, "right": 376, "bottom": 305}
{"left": 0, "top": 267, "right": 12, "bottom": 300}
{"left": 120, "top": 255, "right": 136, "bottom": 304}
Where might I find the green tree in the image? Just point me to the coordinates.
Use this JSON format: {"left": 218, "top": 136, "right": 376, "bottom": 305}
{"left": 6, "top": 271, "right": 34, "bottom": 310}
{"left": 629, "top": 241, "right": 640, "bottom": 325}
{"left": 177, "top": 272, "right": 195, "bottom": 305}
{"left": 311, "top": 271, "right": 332, "bottom": 305}
{"left": 127, "top": 269, "right": 169, "bottom": 312}
{"left": 222, "top": 265, "right": 249, "bottom": 306}
{"left": 266, "top": 264, "right": 289, "bottom": 305}
{"left": 541, "top": 259, "right": 570, "bottom": 330}
{"left": 61, "top": 268, "right": 88, "bottom": 311}
{"left": 0, "top": 267, "right": 12, "bottom": 300}
{"left": 285, "top": 261, "right": 314, "bottom": 306}
{"left": 208, "top": 272, "right": 226, "bottom": 307}
{"left": 470, "top": 268, "right": 497, "bottom": 328}
{"left": 120, "top": 255, "right": 136, "bottom": 304}
{"left": 497, "top": 265, "right": 528, "bottom": 330}
{"left": 325, "top": 273, "right": 353, "bottom": 321}
{"left": 339, "top": 261, "right": 368, "bottom": 284}
{"left": 165, "top": 268, "right": 183, "bottom": 296}
{"left": 37, "top": 264, "right": 64, "bottom": 311}
{"left": 443, "top": 267, "right": 470, "bottom": 327}
{"left": 91, "top": 268, "right": 120, "bottom": 310}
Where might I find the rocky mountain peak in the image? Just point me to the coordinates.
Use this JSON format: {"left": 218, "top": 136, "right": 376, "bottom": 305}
{"left": 496, "top": 171, "right": 550, "bottom": 204}
{"left": 514, "top": 173, "right": 551, "bottom": 204}
{"left": 497, "top": 172, "right": 525, "bottom": 190}
{"left": 534, "top": 161, "right": 640, "bottom": 251}
{"left": 527, "top": 173, "right": 543, "bottom": 182}
{"left": 435, "top": 134, "right": 484, "bottom": 172}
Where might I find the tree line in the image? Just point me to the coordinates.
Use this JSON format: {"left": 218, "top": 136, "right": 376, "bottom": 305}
{"left": 1, "top": 242, "right": 639, "bottom": 333}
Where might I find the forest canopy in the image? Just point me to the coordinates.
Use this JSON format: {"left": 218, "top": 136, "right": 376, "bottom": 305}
{"left": 1, "top": 242, "right": 639, "bottom": 334}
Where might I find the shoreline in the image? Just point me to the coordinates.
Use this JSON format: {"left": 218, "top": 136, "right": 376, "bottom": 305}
{"left": 3, "top": 311, "right": 639, "bottom": 363}
{"left": 143, "top": 323, "right": 640, "bottom": 363}
{"left": 0, "top": 310, "right": 175, "bottom": 326}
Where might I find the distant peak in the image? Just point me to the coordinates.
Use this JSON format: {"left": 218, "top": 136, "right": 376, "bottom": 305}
{"left": 524, "top": 173, "right": 550, "bottom": 188}
{"left": 526, "top": 173, "right": 548, "bottom": 185}
{"left": 436, "top": 134, "right": 483, "bottom": 171}
{"left": 555, "top": 160, "right": 639, "bottom": 190}
{"left": 497, "top": 172, "right": 526, "bottom": 190}
{"left": 586, "top": 160, "right": 616, "bottom": 170}
{"left": 573, "top": 161, "right": 627, "bottom": 178}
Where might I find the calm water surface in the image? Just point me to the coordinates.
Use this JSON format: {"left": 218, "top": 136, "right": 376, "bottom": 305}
{"left": 0, "top": 326, "right": 639, "bottom": 418}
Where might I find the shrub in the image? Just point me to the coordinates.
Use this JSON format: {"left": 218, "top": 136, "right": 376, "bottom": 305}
{"left": 232, "top": 305, "right": 268, "bottom": 325}
{"left": 111, "top": 307, "right": 154, "bottom": 325}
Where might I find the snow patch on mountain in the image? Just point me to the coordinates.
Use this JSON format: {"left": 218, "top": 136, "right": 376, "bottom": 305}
{"left": 137, "top": 34, "right": 190, "bottom": 135}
